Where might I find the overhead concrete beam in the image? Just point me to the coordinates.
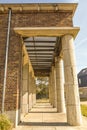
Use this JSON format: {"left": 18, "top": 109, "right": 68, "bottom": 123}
{"left": 14, "top": 27, "right": 80, "bottom": 38}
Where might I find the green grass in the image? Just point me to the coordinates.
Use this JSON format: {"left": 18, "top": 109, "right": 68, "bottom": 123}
{"left": 81, "top": 105, "right": 87, "bottom": 117}
{"left": 0, "top": 114, "right": 13, "bottom": 130}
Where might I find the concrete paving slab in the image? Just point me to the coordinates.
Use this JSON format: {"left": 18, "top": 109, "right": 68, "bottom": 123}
{"left": 32, "top": 126, "right": 55, "bottom": 130}
{"left": 13, "top": 102, "right": 87, "bottom": 130}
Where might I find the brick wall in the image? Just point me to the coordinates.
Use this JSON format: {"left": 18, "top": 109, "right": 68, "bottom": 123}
{"left": 5, "top": 31, "right": 22, "bottom": 111}
{"left": 0, "top": 14, "right": 8, "bottom": 110}
{"left": 0, "top": 13, "right": 22, "bottom": 111}
{"left": 12, "top": 11, "right": 73, "bottom": 27}
{"left": 0, "top": 10, "right": 73, "bottom": 112}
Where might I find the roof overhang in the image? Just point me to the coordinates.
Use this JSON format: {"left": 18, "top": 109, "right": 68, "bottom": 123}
{"left": 14, "top": 27, "right": 80, "bottom": 39}
{"left": 0, "top": 3, "right": 77, "bottom": 16}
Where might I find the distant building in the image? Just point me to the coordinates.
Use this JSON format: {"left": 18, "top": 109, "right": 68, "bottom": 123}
{"left": 78, "top": 68, "right": 87, "bottom": 98}
{"left": 78, "top": 68, "right": 87, "bottom": 87}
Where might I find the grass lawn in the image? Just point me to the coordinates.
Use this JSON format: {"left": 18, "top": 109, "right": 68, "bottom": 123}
{"left": 81, "top": 105, "right": 87, "bottom": 117}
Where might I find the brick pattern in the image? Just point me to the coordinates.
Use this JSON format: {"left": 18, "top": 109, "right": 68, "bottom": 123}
{"left": 4, "top": 30, "right": 22, "bottom": 111}
{"left": 12, "top": 11, "right": 73, "bottom": 27}
{"left": 0, "top": 13, "right": 22, "bottom": 111}
{"left": 0, "top": 10, "right": 73, "bottom": 111}
{"left": 0, "top": 14, "right": 8, "bottom": 110}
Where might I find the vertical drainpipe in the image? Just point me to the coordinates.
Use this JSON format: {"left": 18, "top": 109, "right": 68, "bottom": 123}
{"left": 1, "top": 8, "right": 12, "bottom": 113}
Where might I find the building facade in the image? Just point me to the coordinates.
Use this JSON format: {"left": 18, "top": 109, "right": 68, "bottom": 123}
{"left": 0, "top": 3, "right": 82, "bottom": 127}
{"left": 78, "top": 68, "right": 87, "bottom": 98}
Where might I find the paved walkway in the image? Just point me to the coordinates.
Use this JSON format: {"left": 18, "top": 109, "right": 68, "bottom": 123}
{"left": 13, "top": 102, "right": 87, "bottom": 130}
{"left": 80, "top": 101, "right": 87, "bottom": 105}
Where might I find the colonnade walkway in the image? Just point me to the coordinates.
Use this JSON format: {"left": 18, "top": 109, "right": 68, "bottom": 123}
{"left": 13, "top": 100, "right": 87, "bottom": 130}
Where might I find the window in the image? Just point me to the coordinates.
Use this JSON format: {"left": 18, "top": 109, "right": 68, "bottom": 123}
{"left": 79, "top": 78, "right": 81, "bottom": 85}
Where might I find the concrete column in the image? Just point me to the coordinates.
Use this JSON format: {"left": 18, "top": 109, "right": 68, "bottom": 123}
{"left": 55, "top": 57, "right": 66, "bottom": 113}
{"left": 32, "top": 76, "right": 34, "bottom": 107}
{"left": 22, "top": 63, "right": 29, "bottom": 114}
{"left": 62, "top": 35, "right": 82, "bottom": 126}
{"left": 54, "top": 68, "right": 57, "bottom": 108}
{"left": 52, "top": 66, "right": 57, "bottom": 108}
{"left": 49, "top": 75, "right": 51, "bottom": 104}
{"left": 51, "top": 68, "right": 55, "bottom": 106}
{"left": 49, "top": 72, "right": 53, "bottom": 105}
{"left": 29, "top": 71, "right": 33, "bottom": 110}
{"left": 34, "top": 78, "right": 36, "bottom": 105}
{"left": 32, "top": 77, "right": 36, "bottom": 106}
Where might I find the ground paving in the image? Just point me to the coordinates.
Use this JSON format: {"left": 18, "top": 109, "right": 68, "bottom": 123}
{"left": 13, "top": 102, "right": 87, "bottom": 130}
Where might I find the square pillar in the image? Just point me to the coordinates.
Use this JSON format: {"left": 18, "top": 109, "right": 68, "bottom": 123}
{"left": 22, "top": 63, "right": 29, "bottom": 115}
{"left": 51, "top": 66, "right": 57, "bottom": 108}
{"left": 49, "top": 74, "right": 52, "bottom": 104}
{"left": 62, "top": 35, "right": 82, "bottom": 125}
{"left": 49, "top": 72, "right": 54, "bottom": 106}
{"left": 29, "top": 71, "right": 33, "bottom": 110}
{"left": 32, "top": 77, "right": 36, "bottom": 106}
{"left": 55, "top": 57, "right": 66, "bottom": 113}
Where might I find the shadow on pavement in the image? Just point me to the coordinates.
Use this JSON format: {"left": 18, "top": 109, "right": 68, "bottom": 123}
{"left": 20, "top": 121, "right": 70, "bottom": 126}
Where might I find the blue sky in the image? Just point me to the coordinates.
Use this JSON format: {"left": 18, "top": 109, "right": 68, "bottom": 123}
{"left": 0, "top": 0, "right": 78, "bottom": 3}
{"left": 73, "top": 0, "right": 87, "bottom": 73}
{"left": 0, "top": 0, "right": 86, "bottom": 73}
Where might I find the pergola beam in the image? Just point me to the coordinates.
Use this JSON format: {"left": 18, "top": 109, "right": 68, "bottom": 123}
{"left": 30, "top": 59, "right": 52, "bottom": 62}
{"left": 25, "top": 43, "right": 55, "bottom": 46}
{"left": 28, "top": 52, "right": 53, "bottom": 56}
{"left": 24, "top": 40, "right": 56, "bottom": 43}
{"left": 27, "top": 49, "right": 54, "bottom": 51}
{"left": 29, "top": 55, "right": 53, "bottom": 57}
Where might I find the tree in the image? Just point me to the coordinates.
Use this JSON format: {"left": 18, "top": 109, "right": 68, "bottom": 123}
{"left": 36, "top": 77, "right": 49, "bottom": 99}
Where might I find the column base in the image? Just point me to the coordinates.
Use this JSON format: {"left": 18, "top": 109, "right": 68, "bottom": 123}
{"left": 67, "top": 105, "right": 82, "bottom": 126}
{"left": 29, "top": 93, "right": 33, "bottom": 110}
{"left": 22, "top": 104, "right": 28, "bottom": 114}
